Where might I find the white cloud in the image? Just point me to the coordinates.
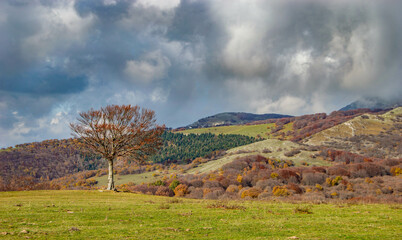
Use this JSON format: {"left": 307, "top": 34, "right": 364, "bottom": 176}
{"left": 124, "top": 51, "right": 171, "bottom": 83}
{"left": 251, "top": 96, "right": 308, "bottom": 115}
{"left": 151, "top": 88, "right": 169, "bottom": 103}
{"left": 134, "top": 0, "right": 180, "bottom": 10}
{"left": 21, "top": 1, "right": 95, "bottom": 60}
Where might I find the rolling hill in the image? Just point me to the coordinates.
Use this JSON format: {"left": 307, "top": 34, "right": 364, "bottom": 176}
{"left": 304, "top": 107, "right": 402, "bottom": 158}
{"left": 339, "top": 97, "right": 402, "bottom": 111}
{"left": 184, "top": 112, "right": 292, "bottom": 129}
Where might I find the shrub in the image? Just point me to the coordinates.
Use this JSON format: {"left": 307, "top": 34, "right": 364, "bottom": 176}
{"left": 391, "top": 166, "right": 401, "bottom": 176}
{"left": 302, "top": 172, "right": 326, "bottom": 185}
{"left": 327, "top": 166, "right": 350, "bottom": 177}
{"left": 240, "top": 187, "right": 262, "bottom": 198}
{"left": 326, "top": 176, "right": 342, "bottom": 186}
{"left": 226, "top": 185, "right": 239, "bottom": 193}
{"left": 186, "top": 188, "right": 203, "bottom": 199}
{"left": 155, "top": 186, "right": 174, "bottom": 197}
{"left": 262, "top": 149, "right": 272, "bottom": 153}
{"left": 272, "top": 186, "right": 290, "bottom": 196}
{"left": 279, "top": 169, "right": 301, "bottom": 183}
{"left": 284, "top": 149, "right": 301, "bottom": 157}
{"left": 204, "top": 180, "right": 222, "bottom": 188}
{"left": 271, "top": 172, "right": 279, "bottom": 179}
{"left": 169, "top": 180, "right": 180, "bottom": 191}
{"left": 189, "top": 179, "right": 204, "bottom": 188}
{"left": 311, "top": 167, "right": 326, "bottom": 173}
{"left": 237, "top": 175, "right": 243, "bottom": 183}
{"left": 258, "top": 192, "right": 272, "bottom": 199}
{"left": 315, "top": 184, "right": 323, "bottom": 191}
{"left": 174, "top": 184, "right": 188, "bottom": 197}
{"left": 204, "top": 189, "right": 225, "bottom": 199}
{"left": 364, "top": 178, "right": 373, "bottom": 184}
{"left": 151, "top": 180, "right": 165, "bottom": 186}
{"left": 287, "top": 183, "right": 303, "bottom": 194}
{"left": 85, "top": 178, "right": 98, "bottom": 186}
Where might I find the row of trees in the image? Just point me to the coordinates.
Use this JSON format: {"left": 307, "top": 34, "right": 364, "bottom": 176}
{"left": 151, "top": 132, "right": 258, "bottom": 164}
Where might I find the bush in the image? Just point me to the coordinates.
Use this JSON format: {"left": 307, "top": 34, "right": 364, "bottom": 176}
{"left": 174, "top": 184, "right": 188, "bottom": 197}
{"left": 189, "top": 179, "right": 204, "bottom": 188}
{"left": 151, "top": 180, "right": 165, "bottom": 186}
{"left": 258, "top": 192, "right": 272, "bottom": 199}
{"left": 272, "top": 186, "right": 290, "bottom": 196}
{"left": 391, "top": 166, "right": 401, "bottom": 176}
{"left": 315, "top": 184, "right": 323, "bottom": 191}
{"left": 279, "top": 169, "right": 300, "bottom": 183}
{"left": 287, "top": 183, "right": 303, "bottom": 194}
{"left": 284, "top": 149, "right": 301, "bottom": 157}
{"left": 204, "top": 189, "right": 225, "bottom": 199}
{"left": 302, "top": 172, "right": 326, "bottom": 185}
{"left": 204, "top": 180, "right": 222, "bottom": 188}
{"left": 326, "top": 176, "right": 342, "bottom": 186}
{"left": 186, "top": 188, "right": 203, "bottom": 199}
{"left": 169, "top": 180, "right": 180, "bottom": 191}
{"left": 155, "top": 186, "right": 174, "bottom": 197}
{"left": 327, "top": 166, "right": 350, "bottom": 177}
{"left": 240, "top": 187, "right": 262, "bottom": 198}
{"left": 226, "top": 185, "right": 239, "bottom": 193}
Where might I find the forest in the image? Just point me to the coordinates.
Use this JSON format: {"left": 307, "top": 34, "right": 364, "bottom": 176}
{"left": 0, "top": 132, "right": 258, "bottom": 191}
{"left": 151, "top": 132, "right": 258, "bottom": 164}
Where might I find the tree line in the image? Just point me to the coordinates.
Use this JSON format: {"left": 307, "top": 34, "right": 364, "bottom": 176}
{"left": 151, "top": 132, "right": 259, "bottom": 164}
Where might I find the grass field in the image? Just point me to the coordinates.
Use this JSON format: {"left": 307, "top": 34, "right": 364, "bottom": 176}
{"left": 179, "top": 123, "right": 275, "bottom": 139}
{"left": 0, "top": 191, "right": 401, "bottom": 239}
{"left": 95, "top": 170, "right": 181, "bottom": 187}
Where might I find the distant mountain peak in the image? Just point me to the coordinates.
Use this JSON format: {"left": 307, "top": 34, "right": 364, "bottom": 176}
{"left": 340, "top": 97, "right": 402, "bottom": 111}
{"left": 185, "top": 112, "right": 292, "bottom": 129}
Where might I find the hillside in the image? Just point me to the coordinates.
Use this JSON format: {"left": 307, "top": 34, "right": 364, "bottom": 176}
{"left": 180, "top": 108, "right": 382, "bottom": 142}
{"left": 185, "top": 112, "right": 292, "bottom": 129}
{"left": 340, "top": 97, "right": 402, "bottom": 111}
{"left": 0, "top": 132, "right": 258, "bottom": 190}
{"left": 304, "top": 107, "right": 402, "bottom": 158}
{"left": 179, "top": 123, "right": 277, "bottom": 139}
{"left": 186, "top": 139, "right": 328, "bottom": 175}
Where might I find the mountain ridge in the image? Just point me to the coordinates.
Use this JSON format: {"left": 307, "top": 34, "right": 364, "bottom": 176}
{"left": 339, "top": 97, "right": 402, "bottom": 111}
{"left": 185, "top": 112, "right": 292, "bottom": 129}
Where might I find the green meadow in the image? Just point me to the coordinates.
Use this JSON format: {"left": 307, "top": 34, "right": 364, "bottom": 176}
{"left": 179, "top": 123, "right": 274, "bottom": 139}
{"left": 0, "top": 191, "right": 400, "bottom": 239}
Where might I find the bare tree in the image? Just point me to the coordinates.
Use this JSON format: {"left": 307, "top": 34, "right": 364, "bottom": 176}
{"left": 70, "top": 105, "right": 164, "bottom": 190}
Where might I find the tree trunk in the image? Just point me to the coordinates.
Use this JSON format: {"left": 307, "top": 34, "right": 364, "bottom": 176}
{"left": 107, "top": 159, "right": 115, "bottom": 191}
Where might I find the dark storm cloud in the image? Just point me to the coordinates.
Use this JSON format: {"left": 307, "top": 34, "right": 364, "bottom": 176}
{"left": 1, "top": 67, "right": 88, "bottom": 94}
{"left": 0, "top": 0, "right": 401, "bottom": 148}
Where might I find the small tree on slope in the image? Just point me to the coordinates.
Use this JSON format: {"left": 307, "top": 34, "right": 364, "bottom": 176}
{"left": 70, "top": 105, "right": 164, "bottom": 190}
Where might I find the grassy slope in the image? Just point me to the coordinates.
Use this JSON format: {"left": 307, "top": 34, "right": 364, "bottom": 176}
{"left": 94, "top": 126, "right": 326, "bottom": 186}
{"left": 304, "top": 107, "right": 402, "bottom": 147}
{"left": 0, "top": 191, "right": 400, "bottom": 240}
{"left": 94, "top": 139, "right": 329, "bottom": 187}
{"left": 188, "top": 139, "right": 328, "bottom": 174}
{"left": 179, "top": 123, "right": 275, "bottom": 139}
{"left": 95, "top": 170, "right": 179, "bottom": 187}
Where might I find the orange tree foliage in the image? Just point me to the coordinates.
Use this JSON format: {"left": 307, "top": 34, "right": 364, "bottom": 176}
{"left": 70, "top": 105, "right": 164, "bottom": 190}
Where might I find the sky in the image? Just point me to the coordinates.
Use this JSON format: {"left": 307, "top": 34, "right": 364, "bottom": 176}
{"left": 0, "top": 0, "right": 401, "bottom": 148}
